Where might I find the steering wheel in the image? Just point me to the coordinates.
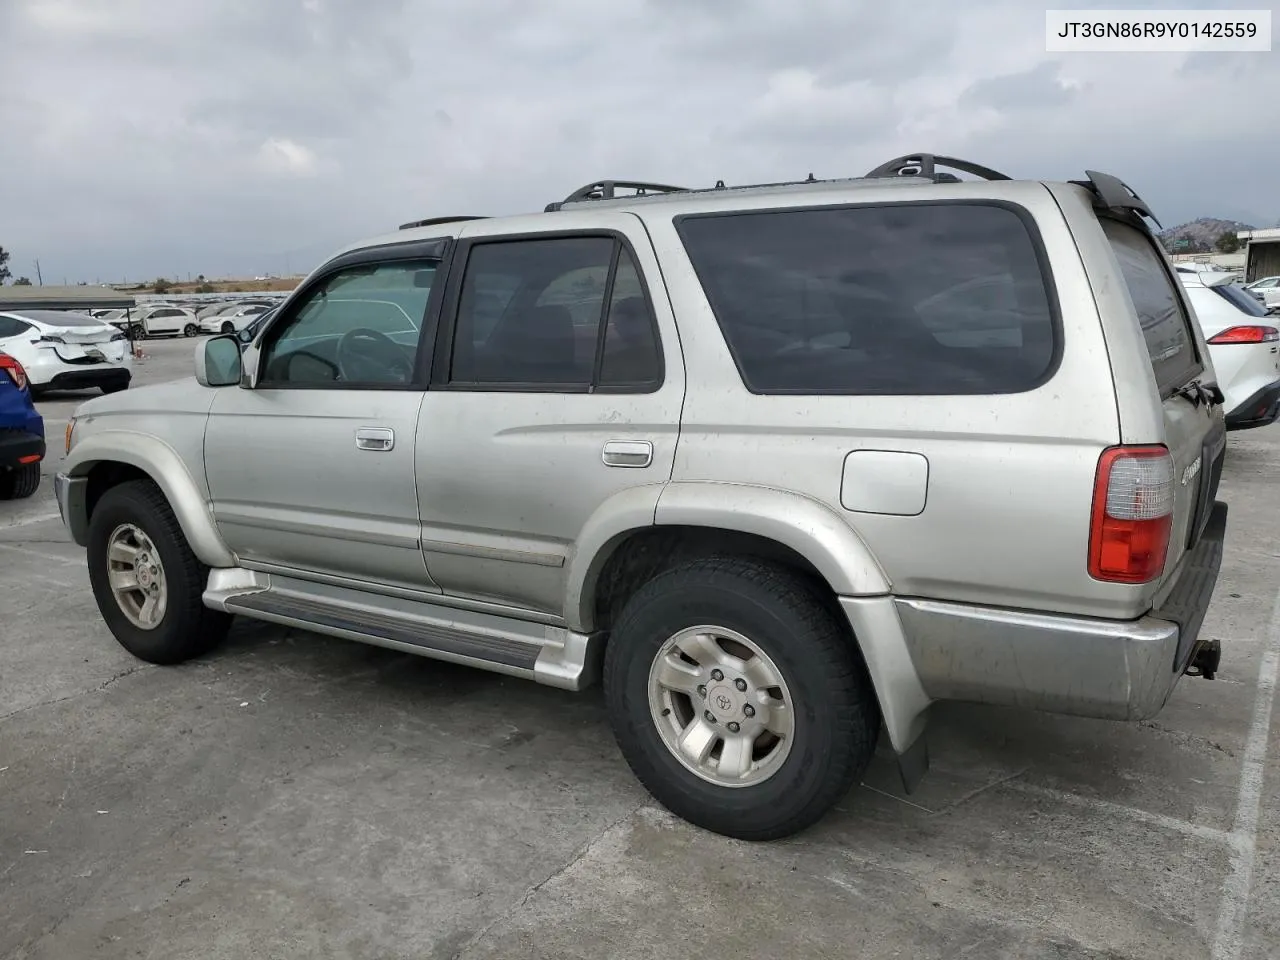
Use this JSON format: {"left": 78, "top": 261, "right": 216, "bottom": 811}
{"left": 335, "top": 327, "right": 415, "bottom": 383}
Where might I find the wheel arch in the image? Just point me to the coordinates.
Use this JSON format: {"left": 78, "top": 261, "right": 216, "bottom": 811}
{"left": 66, "top": 431, "right": 236, "bottom": 568}
{"left": 567, "top": 482, "right": 930, "bottom": 760}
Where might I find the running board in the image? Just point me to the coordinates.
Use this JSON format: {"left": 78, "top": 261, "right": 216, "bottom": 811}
{"left": 204, "top": 570, "right": 600, "bottom": 690}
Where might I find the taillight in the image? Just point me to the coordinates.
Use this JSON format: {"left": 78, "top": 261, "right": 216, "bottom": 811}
{"left": 1088, "top": 446, "right": 1174, "bottom": 584}
{"left": 0, "top": 353, "right": 29, "bottom": 391}
{"left": 1207, "top": 325, "right": 1280, "bottom": 344}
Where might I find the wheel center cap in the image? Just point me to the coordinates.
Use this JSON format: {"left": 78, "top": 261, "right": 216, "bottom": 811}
{"left": 138, "top": 567, "right": 151, "bottom": 587}
{"left": 708, "top": 684, "right": 743, "bottom": 720}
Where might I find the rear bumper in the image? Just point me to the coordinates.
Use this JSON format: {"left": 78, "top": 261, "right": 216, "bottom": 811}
{"left": 1225, "top": 379, "right": 1280, "bottom": 430}
{"left": 0, "top": 428, "right": 45, "bottom": 470}
{"left": 893, "top": 501, "right": 1228, "bottom": 721}
{"left": 44, "top": 368, "right": 131, "bottom": 392}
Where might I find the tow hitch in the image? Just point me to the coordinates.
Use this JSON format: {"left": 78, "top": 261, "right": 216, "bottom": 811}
{"left": 1185, "top": 638, "right": 1222, "bottom": 680}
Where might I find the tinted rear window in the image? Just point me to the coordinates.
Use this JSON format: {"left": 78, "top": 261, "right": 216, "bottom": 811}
{"left": 1213, "top": 283, "right": 1269, "bottom": 318}
{"left": 20, "top": 310, "right": 112, "bottom": 327}
{"left": 1101, "top": 220, "right": 1201, "bottom": 393}
{"left": 676, "top": 202, "right": 1058, "bottom": 395}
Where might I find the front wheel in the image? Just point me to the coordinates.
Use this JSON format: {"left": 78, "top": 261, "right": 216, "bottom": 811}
{"left": 183, "top": 323, "right": 199, "bottom": 337}
{"left": 220, "top": 321, "right": 235, "bottom": 335}
{"left": 87, "top": 479, "right": 231, "bottom": 664}
{"left": 604, "top": 557, "right": 880, "bottom": 840}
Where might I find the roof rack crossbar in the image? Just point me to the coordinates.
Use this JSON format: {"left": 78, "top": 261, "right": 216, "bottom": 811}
{"left": 863, "top": 153, "right": 1012, "bottom": 183}
{"left": 546, "top": 180, "right": 688, "bottom": 212}
{"left": 398, "top": 215, "right": 489, "bottom": 231}
{"left": 1068, "top": 170, "right": 1162, "bottom": 229}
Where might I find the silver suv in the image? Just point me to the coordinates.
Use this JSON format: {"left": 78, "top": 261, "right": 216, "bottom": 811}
{"left": 56, "top": 154, "right": 1229, "bottom": 840}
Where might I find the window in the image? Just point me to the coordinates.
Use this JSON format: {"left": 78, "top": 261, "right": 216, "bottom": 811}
{"left": 0, "top": 316, "right": 30, "bottom": 338}
{"left": 1102, "top": 220, "right": 1201, "bottom": 394}
{"left": 1212, "top": 283, "right": 1269, "bottom": 318}
{"left": 448, "top": 236, "right": 662, "bottom": 389}
{"left": 259, "top": 259, "right": 437, "bottom": 386}
{"left": 676, "top": 202, "right": 1057, "bottom": 395}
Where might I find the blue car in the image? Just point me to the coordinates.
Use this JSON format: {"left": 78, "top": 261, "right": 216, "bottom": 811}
{"left": 0, "top": 352, "right": 45, "bottom": 500}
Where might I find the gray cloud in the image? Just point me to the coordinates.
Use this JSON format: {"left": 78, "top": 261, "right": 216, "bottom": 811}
{"left": 1, "top": 0, "right": 1277, "bottom": 282}
{"left": 961, "top": 62, "right": 1077, "bottom": 111}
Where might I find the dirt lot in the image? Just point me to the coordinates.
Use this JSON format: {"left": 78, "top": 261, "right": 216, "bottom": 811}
{"left": 2, "top": 337, "right": 1278, "bottom": 960}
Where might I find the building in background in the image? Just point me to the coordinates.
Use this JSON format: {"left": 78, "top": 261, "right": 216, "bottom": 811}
{"left": 1237, "top": 228, "right": 1280, "bottom": 283}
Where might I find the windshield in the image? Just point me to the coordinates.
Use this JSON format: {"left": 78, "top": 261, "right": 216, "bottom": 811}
{"left": 1213, "top": 283, "right": 1269, "bottom": 318}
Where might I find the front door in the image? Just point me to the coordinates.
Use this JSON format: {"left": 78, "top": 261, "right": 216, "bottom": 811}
{"left": 414, "top": 218, "right": 685, "bottom": 617}
{"left": 204, "top": 251, "right": 443, "bottom": 593}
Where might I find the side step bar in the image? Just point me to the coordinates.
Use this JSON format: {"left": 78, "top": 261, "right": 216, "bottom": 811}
{"left": 204, "top": 571, "right": 600, "bottom": 690}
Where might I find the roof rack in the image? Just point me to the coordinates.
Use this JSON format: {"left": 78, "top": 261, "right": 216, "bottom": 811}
{"left": 398, "top": 215, "right": 489, "bottom": 231}
{"left": 1068, "top": 170, "right": 1162, "bottom": 228}
{"left": 545, "top": 180, "right": 688, "bottom": 212}
{"left": 863, "top": 153, "right": 1012, "bottom": 183}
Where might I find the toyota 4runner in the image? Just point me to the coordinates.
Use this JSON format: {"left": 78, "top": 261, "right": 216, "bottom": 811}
{"left": 55, "top": 154, "right": 1229, "bottom": 840}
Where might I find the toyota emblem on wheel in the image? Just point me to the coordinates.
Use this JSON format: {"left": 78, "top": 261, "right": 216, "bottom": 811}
{"left": 715, "top": 694, "right": 732, "bottom": 711}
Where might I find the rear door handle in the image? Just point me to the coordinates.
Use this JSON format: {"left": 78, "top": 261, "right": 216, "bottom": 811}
{"left": 355, "top": 427, "right": 395, "bottom": 452}
{"left": 602, "top": 439, "right": 653, "bottom": 468}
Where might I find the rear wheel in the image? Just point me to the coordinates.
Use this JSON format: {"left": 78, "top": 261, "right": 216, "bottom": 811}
{"left": 0, "top": 463, "right": 41, "bottom": 500}
{"left": 87, "top": 479, "right": 231, "bottom": 664}
{"left": 604, "top": 557, "right": 880, "bottom": 840}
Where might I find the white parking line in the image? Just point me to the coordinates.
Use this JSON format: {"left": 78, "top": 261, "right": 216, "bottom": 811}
{"left": 0, "top": 510, "right": 61, "bottom": 529}
{"left": 1212, "top": 584, "right": 1280, "bottom": 960}
{"left": 0, "top": 542, "right": 85, "bottom": 567}
{"left": 1003, "top": 780, "right": 1233, "bottom": 846}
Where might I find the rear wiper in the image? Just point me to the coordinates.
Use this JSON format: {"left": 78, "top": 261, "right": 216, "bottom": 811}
{"left": 1175, "top": 379, "right": 1224, "bottom": 408}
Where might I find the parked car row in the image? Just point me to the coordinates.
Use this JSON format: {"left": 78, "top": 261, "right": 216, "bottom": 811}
{"left": 87, "top": 297, "right": 285, "bottom": 340}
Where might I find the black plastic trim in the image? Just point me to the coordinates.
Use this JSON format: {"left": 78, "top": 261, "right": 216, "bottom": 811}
{"left": 1160, "top": 500, "right": 1227, "bottom": 675}
{"left": 672, "top": 198, "right": 1065, "bottom": 397}
{"left": 399, "top": 216, "right": 488, "bottom": 230}
{"left": 430, "top": 228, "right": 666, "bottom": 394}
{"left": 0, "top": 429, "right": 45, "bottom": 469}
{"left": 547, "top": 180, "right": 687, "bottom": 212}
{"left": 1225, "top": 379, "right": 1280, "bottom": 430}
{"left": 863, "top": 153, "right": 1012, "bottom": 182}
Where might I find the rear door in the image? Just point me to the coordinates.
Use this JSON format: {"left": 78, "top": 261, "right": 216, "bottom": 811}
{"left": 413, "top": 216, "right": 684, "bottom": 617}
{"left": 1100, "top": 219, "right": 1224, "bottom": 572}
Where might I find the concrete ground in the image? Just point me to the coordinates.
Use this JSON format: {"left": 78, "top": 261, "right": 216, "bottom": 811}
{"left": 1, "top": 338, "right": 1277, "bottom": 960}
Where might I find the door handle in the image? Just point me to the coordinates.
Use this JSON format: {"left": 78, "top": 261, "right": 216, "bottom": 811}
{"left": 602, "top": 439, "right": 653, "bottom": 468}
{"left": 355, "top": 427, "right": 395, "bottom": 452}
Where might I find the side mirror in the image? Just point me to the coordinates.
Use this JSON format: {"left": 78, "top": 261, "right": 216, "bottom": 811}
{"left": 195, "top": 335, "right": 243, "bottom": 387}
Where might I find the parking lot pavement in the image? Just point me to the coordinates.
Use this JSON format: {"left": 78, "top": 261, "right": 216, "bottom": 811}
{"left": 1, "top": 347, "right": 1277, "bottom": 959}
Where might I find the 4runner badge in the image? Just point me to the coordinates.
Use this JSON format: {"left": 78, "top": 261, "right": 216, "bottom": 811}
{"left": 1182, "top": 456, "right": 1202, "bottom": 487}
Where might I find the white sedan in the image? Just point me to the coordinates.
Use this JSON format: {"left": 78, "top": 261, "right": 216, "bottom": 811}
{"left": 0, "top": 310, "right": 133, "bottom": 396}
{"left": 1179, "top": 270, "right": 1280, "bottom": 430}
{"left": 198, "top": 302, "right": 273, "bottom": 335}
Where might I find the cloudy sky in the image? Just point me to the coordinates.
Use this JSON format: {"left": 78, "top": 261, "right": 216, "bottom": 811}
{"left": 0, "top": 0, "right": 1276, "bottom": 284}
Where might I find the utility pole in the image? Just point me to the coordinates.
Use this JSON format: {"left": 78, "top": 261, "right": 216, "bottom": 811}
{"left": 34, "top": 259, "right": 43, "bottom": 286}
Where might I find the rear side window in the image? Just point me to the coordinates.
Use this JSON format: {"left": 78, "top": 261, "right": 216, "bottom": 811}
{"left": 1101, "top": 220, "right": 1201, "bottom": 393}
{"left": 675, "top": 202, "right": 1058, "bottom": 395}
{"left": 1212, "top": 282, "right": 1269, "bottom": 318}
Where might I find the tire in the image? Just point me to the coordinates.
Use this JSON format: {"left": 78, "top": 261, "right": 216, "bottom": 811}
{"left": 604, "top": 557, "right": 880, "bottom": 841}
{"left": 128, "top": 323, "right": 145, "bottom": 340}
{"left": 0, "top": 463, "right": 41, "bottom": 500}
{"left": 220, "top": 321, "right": 235, "bottom": 335}
{"left": 183, "top": 323, "right": 199, "bottom": 338}
{"left": 87, "top": 479, "right": 231, "bottom": 665}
